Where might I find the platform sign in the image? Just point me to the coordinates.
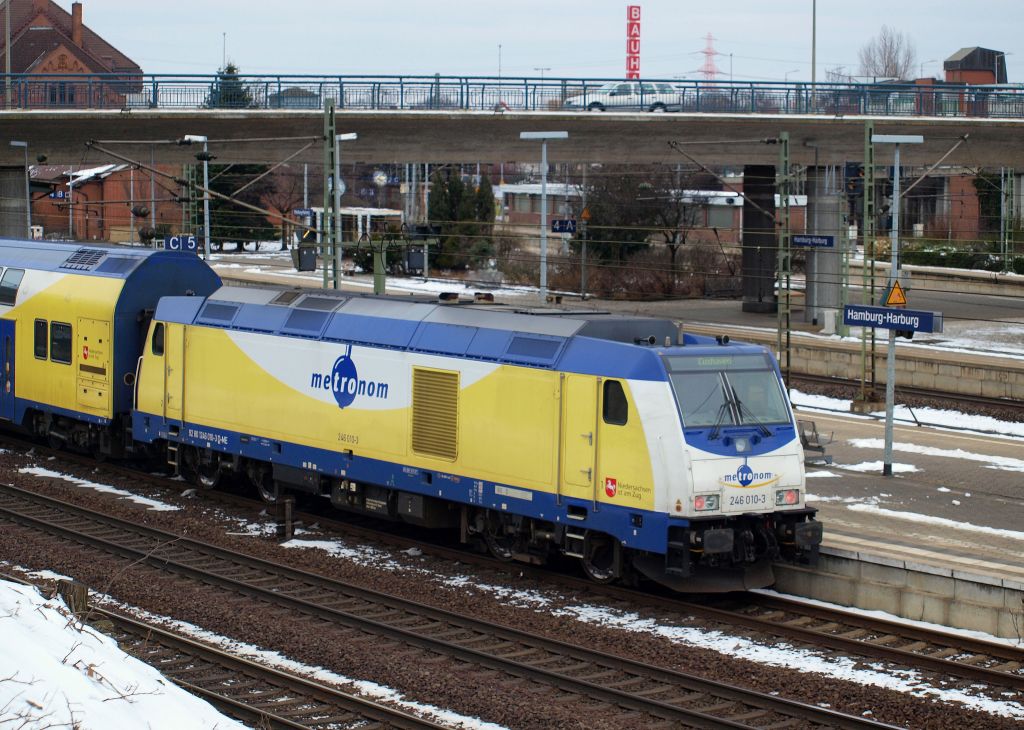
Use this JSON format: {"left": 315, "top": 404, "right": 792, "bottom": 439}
{"left": 843, "top": 304, "right": 942, "bottom": 333}
{"left": 792, "top": 234, "right": 835, "bottom": 248}
{"left": 163, "top": 234, "right": 198, "bottom": 253}
{"left": 292, "top": 208, "right": 312, "bottom": 217}
{"left": 552, "top": 219, "right": 577, "bottom": 234}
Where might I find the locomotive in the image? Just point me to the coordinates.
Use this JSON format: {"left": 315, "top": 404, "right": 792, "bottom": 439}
{"left": 0, "top": 239, "right": 821, "bottom": 592}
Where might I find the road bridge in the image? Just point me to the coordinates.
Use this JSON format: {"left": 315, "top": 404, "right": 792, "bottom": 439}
{"left": 1, "top": 110, "right": 1022, "bottom": 167}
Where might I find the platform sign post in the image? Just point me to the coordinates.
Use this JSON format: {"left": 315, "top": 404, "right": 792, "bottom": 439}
{"left": 871, "top": 133, "right": 922, "bottom": 477}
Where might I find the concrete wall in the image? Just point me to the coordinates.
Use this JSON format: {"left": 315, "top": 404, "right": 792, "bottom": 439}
{"left": 775, "top": 546, "right": 1024, "bottom": 639}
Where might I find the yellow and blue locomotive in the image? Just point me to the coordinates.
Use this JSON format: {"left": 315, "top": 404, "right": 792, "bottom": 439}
{"left": 0, "top": 238, "right": 820, "bottom": 591}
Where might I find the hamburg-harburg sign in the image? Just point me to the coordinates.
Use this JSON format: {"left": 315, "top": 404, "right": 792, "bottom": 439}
{"left": 792, "top": 234, "right": 835, "bottom": 248}
{"left": 843, "top": 304, "right": 943, "bottom": 333}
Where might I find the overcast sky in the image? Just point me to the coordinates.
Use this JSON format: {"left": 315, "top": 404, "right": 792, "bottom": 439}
{"left": 71, "top": 1, "right": 1021, "bottom": 83}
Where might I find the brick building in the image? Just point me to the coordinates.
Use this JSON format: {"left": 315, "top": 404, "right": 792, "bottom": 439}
{"left": 0, "top": 0, "right": 141, "bottom": 108}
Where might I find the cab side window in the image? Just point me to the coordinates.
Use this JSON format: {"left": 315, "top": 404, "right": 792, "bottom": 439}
{"left": 0, "top": 268, "right": 25, "bottom": 306}
{"left": 34, "top": 319, "right": 47, "bottom": 359}
{"left": 50, "top": 322, "right": 72, "bottom": 364}
{"left": 603, "top": 380, "right": 629, "bottom": 426}
{"left": 151, "top": 323, "right": 164, "bottom": 356}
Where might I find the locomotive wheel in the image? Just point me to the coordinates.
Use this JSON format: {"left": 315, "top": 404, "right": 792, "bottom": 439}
{"left": 253, "top": 470, "right": 280, "bottom": 504}
{"left": 581, "top": 531, "right": 619, "bottom": 583}
{"left": 181, "top": 447, "right": 220, "bottom": 489}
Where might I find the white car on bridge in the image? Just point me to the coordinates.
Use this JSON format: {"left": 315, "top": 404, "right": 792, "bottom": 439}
{"left": 562, "top": 81, "right": 681, "bottom": 112}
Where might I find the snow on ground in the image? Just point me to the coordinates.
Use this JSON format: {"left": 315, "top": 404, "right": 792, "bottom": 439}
{"left": 0, "top": 578, "right": 246, "bottom": 730}
{"left": 848, "top": 437, "right": 1024, "bottom": 472}
{"left": 208, "top": 249, "right": 535, "bottom": 298}
{"left": 835, "top": 460, "right": 920, "bottom": 474}
{"left": 19, "top": 466, "right": 181, "bottom": 511}
{"left": 791, "top": 390, "right": 1024, "bottom": 439}
{"left": 843, "top": 503, "right": 1024, "bottom": 542}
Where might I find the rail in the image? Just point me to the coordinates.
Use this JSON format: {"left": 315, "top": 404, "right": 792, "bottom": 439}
{"left": 2, "top": 72, "right": 1024, "bottom": 118}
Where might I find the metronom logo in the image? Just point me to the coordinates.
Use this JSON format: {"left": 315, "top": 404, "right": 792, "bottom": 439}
{"left": 309, "top": 345, "right": 389, "bottom": 409}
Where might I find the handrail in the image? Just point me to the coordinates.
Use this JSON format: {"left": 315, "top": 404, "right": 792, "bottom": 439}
{"left": 0, "top": 72, "right": 1022, "bottom": 119}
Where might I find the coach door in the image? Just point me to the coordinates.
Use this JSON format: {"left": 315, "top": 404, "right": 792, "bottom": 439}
{"left": 560, "top": 374, "right": 598, "bottom": 503}
{"left": 76, "top": 318, "right": 111, "bottom": 415}
{"left": 0, "top": 319, "right": 14, "bottom": 421}
{"left": 163, "top": 323, "right": 185, "bottom": 424}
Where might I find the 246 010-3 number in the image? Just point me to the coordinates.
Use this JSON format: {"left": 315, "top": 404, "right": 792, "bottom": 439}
{"left": 728, "top": 493, "right": 767, "bottom": 507}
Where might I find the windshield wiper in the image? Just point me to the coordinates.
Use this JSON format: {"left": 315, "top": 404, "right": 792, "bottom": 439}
{"left": 708, "top": 400, "right": 733, "bottom": 440}
{"left": 731, "top": 390, "right": 772, "bottom": 437}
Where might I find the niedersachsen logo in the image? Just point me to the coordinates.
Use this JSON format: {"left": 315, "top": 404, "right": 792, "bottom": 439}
{"left": 720, "top": 460, "right": 779, "bottom": 489}
{"left": 309, "top": 345, "right": 389, "bottom": 409}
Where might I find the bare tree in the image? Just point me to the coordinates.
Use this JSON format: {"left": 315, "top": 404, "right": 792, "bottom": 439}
{"left": 858, "top": 26, "right": 917, "bottom": 79}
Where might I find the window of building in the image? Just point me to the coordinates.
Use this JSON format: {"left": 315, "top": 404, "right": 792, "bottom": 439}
{"left": 0, "top": 268, "right": 24, "bottom": 306}
{"left": 34, "top": 319, "right": 47, "bottom": 359}
{"left": 151, "top": 323, "right": 164, "bottom": 356}
{"left": 603, "top": 380, "right": 628, "bottom": 426}
{"left": 50, "top": 322, "right": 72, "bottom": 364}
{"left": 708, "top": 205, "right": 736, "bottom": 230}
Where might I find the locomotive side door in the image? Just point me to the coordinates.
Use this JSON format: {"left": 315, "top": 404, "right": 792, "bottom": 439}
{"left": 76, "top": 318, "right": 111, "bottom": 416}
{"left": 163, "top": 323, "right": 185, "bottom": 424}
{"left": 0, "top": 319, "right": 14, "bottom": 421}
{"left": 560, "top": 374, "right": 598, "bottom": 502}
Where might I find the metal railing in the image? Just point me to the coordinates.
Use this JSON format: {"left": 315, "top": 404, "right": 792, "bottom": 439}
{"left": 2, "top": 73, "right": 1024, "bottom": 119}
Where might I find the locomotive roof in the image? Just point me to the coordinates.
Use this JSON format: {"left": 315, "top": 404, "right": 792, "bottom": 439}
{"left": 155, "top": 285, "right": 687, "bottom": 380}
{"left": 0, "top": 239, "right": 197, "bottom": 279}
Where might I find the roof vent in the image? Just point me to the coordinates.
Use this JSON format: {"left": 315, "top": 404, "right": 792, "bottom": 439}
{"left": 60, "top": 248, "right": 105, "bottom": 271}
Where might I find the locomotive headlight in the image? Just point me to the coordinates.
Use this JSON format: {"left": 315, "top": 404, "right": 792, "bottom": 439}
{"left": 694, "top": 494, "right": 720, "bottom": 511}
{"left": 775, "top": 489, "right": 800, "bottom": 506}
{"left": 734, "top": 437, "right": 749, "bottom": 453}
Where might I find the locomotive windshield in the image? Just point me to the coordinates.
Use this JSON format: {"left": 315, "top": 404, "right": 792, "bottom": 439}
{"left": 665, "top": 353, "right": 791, "bottom": 429}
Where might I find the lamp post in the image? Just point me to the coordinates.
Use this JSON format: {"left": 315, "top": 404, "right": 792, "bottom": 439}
{"left": 183, "top": 135, "right": 212, "bottom": 259}
{"left": 784, "top": 69, "right": 799, "bottom": 83}
{"left": 9, "top": 140, "right": 29, "bottom": 237}
{"left": 919, "top": 59, "right": 937, "bottom": 79}
{"left": 519, "top": 131, "right": 568, "bottom": 302}
{"left": 871, "top": 134, "right": 923, "bottom": 477}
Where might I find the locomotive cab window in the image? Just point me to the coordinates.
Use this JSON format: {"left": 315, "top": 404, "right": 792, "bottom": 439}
{"left": 34, "top": 319, "right": 47, "bottom": 359}
{"left": 666, "top": 353, "right": 790, "bottom": 429}
{"left": 151, "top": 322, "right": 165, "bottom": 356}
{"left": 50, "top": 322, "right": 72, "bottom": 364}
{"left": 0, "top": 268, "right": 24, "bottom": 306}
{"left": 602, "top": 380, "right": 628, "bottom": 426}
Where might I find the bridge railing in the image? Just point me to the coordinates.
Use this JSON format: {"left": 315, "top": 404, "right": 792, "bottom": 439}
{"left": 2, "top": 73, "right": 1023, "bottom": 119}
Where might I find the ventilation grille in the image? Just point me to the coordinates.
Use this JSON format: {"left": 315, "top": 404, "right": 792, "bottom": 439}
{"left": 60, "top": 248, "right": 105, "bottom": 271}
{"left": 411, "top": 368, "right": 459, "bottom": 461}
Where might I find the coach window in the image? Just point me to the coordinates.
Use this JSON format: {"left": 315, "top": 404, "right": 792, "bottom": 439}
{"left": 602, "top": 380, "right": 628, "bottom": 426}
{"left": 151, "top": 323, "right": 164, "bottom": 356}
{"left": 34, "top": 319, "right": 48, "bottom": 359}
{"left": 50, "top": 322, "right": 72, "bottom": 365}
{"left": 0, "top": 268, "right": 24, "bottom": 306}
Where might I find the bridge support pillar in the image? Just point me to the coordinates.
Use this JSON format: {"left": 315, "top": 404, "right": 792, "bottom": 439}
{"left": 741, "top": 165, "right": 777, "bottom": 313}
{"left": 0, "top": 166, "right": 26, "bottom": 238}
{"left": 804, "top": 166, "right": 845, "bottom": 327}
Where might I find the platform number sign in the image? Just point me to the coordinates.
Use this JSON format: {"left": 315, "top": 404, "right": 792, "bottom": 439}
{"left": 163, "top": 235, "right": 199, "bottom": 254}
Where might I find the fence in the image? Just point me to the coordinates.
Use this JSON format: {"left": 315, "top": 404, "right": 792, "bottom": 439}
{"left": 2, "top": 73, "right": 1024, "bottom": 119}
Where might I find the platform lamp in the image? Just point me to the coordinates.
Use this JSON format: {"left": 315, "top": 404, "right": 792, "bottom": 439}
{"left": 181, "top": 135, "right": 213, "bottom": 259}
{"left": 519, "top": 131, "right": 568, "bottom": 302}
{"left": 871, "top": 133, "right": 923, "bottom": 477}
{"left": 9, "top": 140, "right": 29, "bottom": 237}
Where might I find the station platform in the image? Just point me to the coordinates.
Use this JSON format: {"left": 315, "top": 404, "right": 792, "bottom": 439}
{"left": 207, "top": 252, "right": 1024, "bottom": 636}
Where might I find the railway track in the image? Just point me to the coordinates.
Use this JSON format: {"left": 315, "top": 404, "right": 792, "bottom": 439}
{"left": 790, "top": 372, "right": 1024, "bottom": 418}
{"left": 0, "top": 482, "right": 896, "bottom": 729}
{"left": 0, "top": 572, "right": 441, "bottom": 730}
